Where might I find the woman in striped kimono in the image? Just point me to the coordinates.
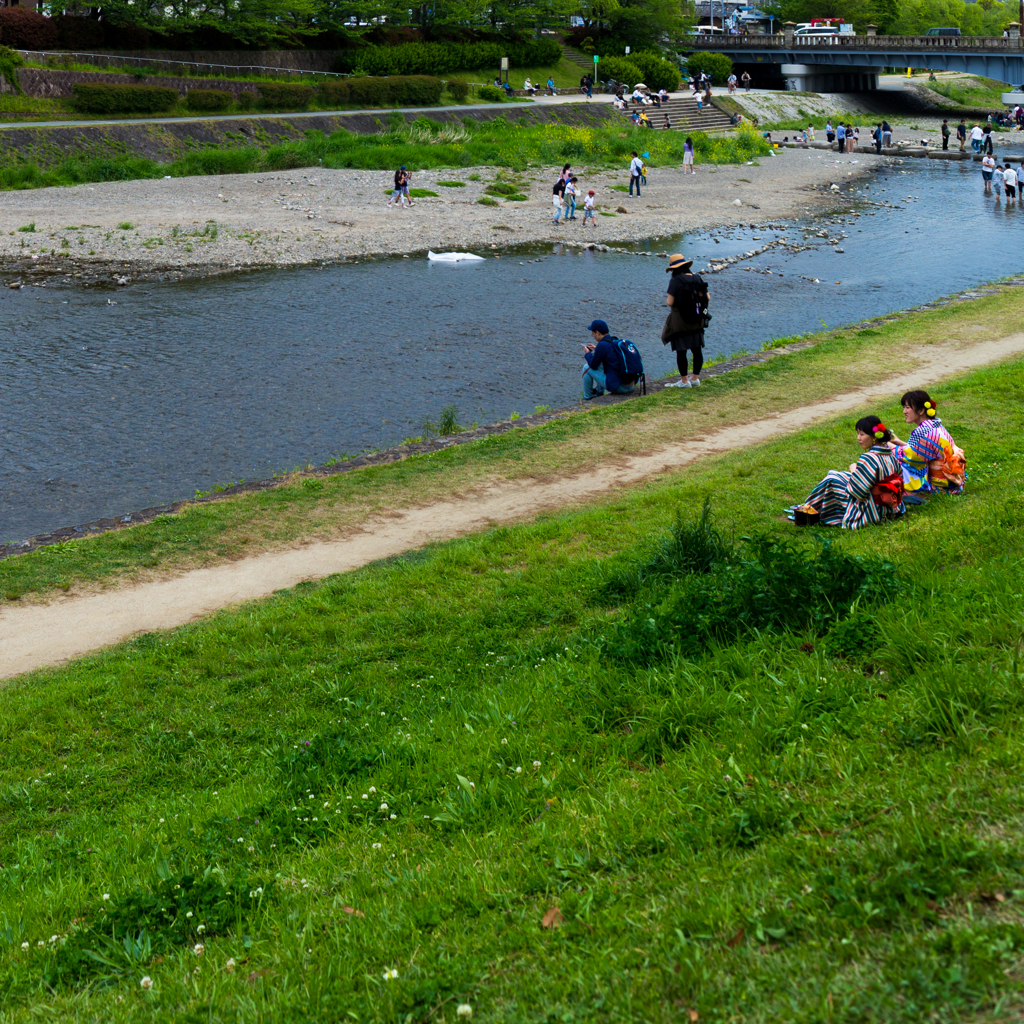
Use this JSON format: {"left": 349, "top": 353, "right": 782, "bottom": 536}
{"left": 888, "top": 390, "right": 965, "bottom": 504}
{"left": 801, "top": 416, "right": 905, "bottom": 530}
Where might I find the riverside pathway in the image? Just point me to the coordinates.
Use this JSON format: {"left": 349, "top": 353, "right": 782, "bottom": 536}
{"left": 2, "top": 329, "right": 1023, "bottom": 681}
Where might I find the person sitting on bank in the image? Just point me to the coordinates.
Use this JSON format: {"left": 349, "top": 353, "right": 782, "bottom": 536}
{"left": 887, "top": 390, "right": 965, "bottom": 503}
{"left": 523, "top": 78, "right": 537, "bottom": 96}
{"left": 581, "top": 319, "right": 641, "bottom": 400}
{"left": 799, "top": 416, "right": 905, "bottom": 529}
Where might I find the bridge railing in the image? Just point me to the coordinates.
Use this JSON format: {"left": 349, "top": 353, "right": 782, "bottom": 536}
{"left": 684, "top": 33, "right": 1022, "bottom": 51}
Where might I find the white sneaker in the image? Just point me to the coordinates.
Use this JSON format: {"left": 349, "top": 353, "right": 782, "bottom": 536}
{"left": 665, "top": 380, "right": 691, "bottom": 388}
{"left": 690, "top": 378, "right": 701, "bottom": 387}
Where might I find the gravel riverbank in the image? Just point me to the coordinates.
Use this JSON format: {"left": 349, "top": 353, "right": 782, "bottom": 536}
{"left": 0, "top": 146, "right": 876, "bottom": 284}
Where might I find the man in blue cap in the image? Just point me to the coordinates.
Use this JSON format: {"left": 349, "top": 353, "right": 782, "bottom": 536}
{"left": 582, "top": 320, "right": 642, "bottom": 400}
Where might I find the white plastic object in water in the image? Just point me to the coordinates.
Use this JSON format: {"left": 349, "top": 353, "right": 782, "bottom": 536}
{"left": 427, "top": 251, "right": 485, "bottom": 262}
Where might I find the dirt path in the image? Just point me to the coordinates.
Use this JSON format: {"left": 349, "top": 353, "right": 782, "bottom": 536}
{"left": 3, "top": 331, "right": 1022, "bottom": 681}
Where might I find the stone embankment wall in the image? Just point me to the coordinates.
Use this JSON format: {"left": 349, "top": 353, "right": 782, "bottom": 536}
{"left": 34, "top": 50, "right": 340, "bottom": 72}
{"left": 1, "top": 68, "right": 273, "bottom": 99}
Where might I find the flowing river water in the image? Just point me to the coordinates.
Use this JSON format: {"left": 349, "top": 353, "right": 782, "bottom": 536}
{"left": 3, "top": 151, "right": 1024, "bottom": 543}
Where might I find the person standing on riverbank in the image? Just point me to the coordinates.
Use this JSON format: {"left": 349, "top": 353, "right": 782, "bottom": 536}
{"left": 629, "top": 151, "right": 643, "bottom": 196}
{"left": 582, "top": 190, "right": 597, "bottom": 226}
{"left": 825, "top": 120, "right": 835, "bottom": 144}
{"left": 956, "top": 119, "right": 967, "bottom": 151}
{"left": 941, "top": 119, "right": 951, "bottom": 150}
{"left": 551, "top": 175, "right": 566, "bottom": 223}
{"left": 836, "top": 122, "right": 846, "bottom": 153}
{"left": 683, "top": 136, "right": 695, "bottom": 174}
{"left": 882, "top": 121, "right": 892, "bottom": 147}
{"left": 872, "top": 123, "right": 883, "bottom": 154}
{"left": 662, "top": 253, "right": 708, "bottom": 388}
{"left": 387, "top": 166, "right": 410, "bottom": 209}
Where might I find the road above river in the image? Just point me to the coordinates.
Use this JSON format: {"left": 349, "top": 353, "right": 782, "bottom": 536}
{"left": 0, "top": 147, "right": 866, "bottom": 281}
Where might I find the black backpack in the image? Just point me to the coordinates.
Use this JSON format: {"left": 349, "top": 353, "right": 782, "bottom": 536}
{"left": 613, "top": 338, "right": 646, "bottom": 394}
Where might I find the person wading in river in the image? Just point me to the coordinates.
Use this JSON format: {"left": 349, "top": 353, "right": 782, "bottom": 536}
{"left": 662, "top": 253, "right": 709, "bottom": 389}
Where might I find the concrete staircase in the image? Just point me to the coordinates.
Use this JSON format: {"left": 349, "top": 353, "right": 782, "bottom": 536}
{"left": 614, "top": 95, "right": 736, "bottom": 134}
{"left": 557, "top": 41, "right": 598, "bottom": 75}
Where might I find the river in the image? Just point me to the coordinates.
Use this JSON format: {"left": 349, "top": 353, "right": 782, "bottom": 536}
{"left": 2, "top": 150, "right": 1023, "bottom": 543}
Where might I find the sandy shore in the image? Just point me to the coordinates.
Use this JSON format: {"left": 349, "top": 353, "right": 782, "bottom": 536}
{"left": 0, "top": 146, "right": 874, "bottom": 282}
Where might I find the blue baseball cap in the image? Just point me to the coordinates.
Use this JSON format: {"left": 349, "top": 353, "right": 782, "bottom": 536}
{"left": 587, "top": 319, "right": 609, "bottom": 334}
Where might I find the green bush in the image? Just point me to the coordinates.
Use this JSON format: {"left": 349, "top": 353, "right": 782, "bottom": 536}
{"left": 348, "top": 75, "right": 443, "bottom": 106}
{"left": 318, "top": 80, "right": 351, "bottom": 106}
{"left": 317, "top": 76, "right": 443, "bottom": 108}
{"left": 630, "top": 50, "right": 681, "bottom": 92}
{"left": 447, "top": 79, "right": 470, "bottom": 103}
{"left": 71, "top": 82, "right": 179, "bottom": 114}
{"left": 600, "top": 56, "right": 643, "bottom": 87}
{"left": 237, "top": 90, "right": 256, "bottom": 110}
{"left": 186, "top": 88, "right": 233, "bottom": 112}
{"left": 686, "top": 51, "right": 734, "bottom": 85}
{"left": 478, "top": 84, "right": 505, "bottom": 103}
{"left": 257, "top": 82, "right": 314, "bottom": 110}
{"left": 336, "top": 39, "right": 562, "bottom": 76}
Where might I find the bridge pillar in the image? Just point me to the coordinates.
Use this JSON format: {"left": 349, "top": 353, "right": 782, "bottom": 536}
{"left": 1007, "top": 21, "right": 1020, "bottom": 38}
{"left": 866, "top": 23, "right": 877, "bottom": 37}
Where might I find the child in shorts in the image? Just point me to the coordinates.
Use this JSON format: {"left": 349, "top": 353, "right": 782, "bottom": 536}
{"left": 582, "top": 190, "right": 596, "bottom": 226}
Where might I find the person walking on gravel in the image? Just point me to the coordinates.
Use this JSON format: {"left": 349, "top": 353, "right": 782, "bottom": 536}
{"left": 629, "top": 151, "right": 643, "bottom": 196}
{"left": 582, "top": 189, "right": 597, "bottom": 226}
{"left": 662, "top": 253, "right": 709, "bottom": 388}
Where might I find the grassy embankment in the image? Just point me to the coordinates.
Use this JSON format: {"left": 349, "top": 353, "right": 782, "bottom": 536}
{"left": 0, "top": 57, "right": 586, "bottom": 122}
{"left": 0, "top": 283, "right": 1018, "bottom": 598}
{"left": 2, "top": 294, "right": 1024, "bottom": 1020}
{"left": 922, "top": 75, "right": 1010, "bottom": 110}
{"left": 0, "top": 118, "right": 767, "bottom": 191}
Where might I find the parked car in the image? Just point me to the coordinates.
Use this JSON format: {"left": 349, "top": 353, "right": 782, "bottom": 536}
{"left": 925, "top": 27, "right": 961, "bottom": 36}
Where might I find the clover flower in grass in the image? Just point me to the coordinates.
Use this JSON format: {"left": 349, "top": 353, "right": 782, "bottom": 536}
{"left": 533, "top": 761, "right": 541, "bottom": 769}
{"left": 225, "top": 958, "right": 236, "bottom": 973}
{"left": 457, "top": 1005, "right": 473, "bottom": 1018}
{"left": 382, "top": 968, "right": 399, "bottom": 981}
{"left": 372, "top": 842, "right": 382, "bottom": 850}
{"left": 380, "top": 803, "right": 388, "bottom": 811}
{"left": 102, "top": 893, "right": 110, "bottom": 901}
{"left": 515, "top": 767, "right": 522, "bottom": 774}
{"left": 193, "top": 943, "right": 205, "bottom": 957}
{"left": 186, "top": 911, "right": 193, "bottom": 919}
{"left": 20, "top": 942, "right": 28, "bottom": 950}
{"left": 390, "top": 814, "right": 397, "bottom": 820}
{"left": 369, "top": 787, "right": 377, "bottom": 794}
{"left": 140, "top": 976, "right": 153, "bottom": 990}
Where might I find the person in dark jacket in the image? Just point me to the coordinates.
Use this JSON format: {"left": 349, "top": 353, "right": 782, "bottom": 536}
{"left": 582, "top": 319, "right": 640, "bottom": 399}
{"left": 661, "top": 253, "right": 708, "bottom": 388}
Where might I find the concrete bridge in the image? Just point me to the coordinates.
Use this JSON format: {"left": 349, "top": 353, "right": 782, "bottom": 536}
{"left": 686, "top": 32, "right": 1024, "bottom": 88}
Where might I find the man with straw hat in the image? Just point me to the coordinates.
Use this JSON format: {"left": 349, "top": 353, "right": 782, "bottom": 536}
{"left": 661, "top": 253, "right": 709, "bottom": 388}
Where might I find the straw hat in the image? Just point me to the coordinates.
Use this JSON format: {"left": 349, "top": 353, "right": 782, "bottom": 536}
{"left": 666, "top": 254, "right": 693, "bottom": 272}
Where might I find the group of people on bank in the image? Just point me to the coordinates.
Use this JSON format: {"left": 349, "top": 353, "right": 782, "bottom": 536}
{"left": 796, "top": 391, "right": 965, "bottom": 530}
{"left": 578, "top": 253, "right": 966, "bottom": 533}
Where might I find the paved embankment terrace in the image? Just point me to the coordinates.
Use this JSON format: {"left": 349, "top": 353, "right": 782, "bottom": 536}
{"left": 0, "top": 147, "right": 875, "bottom": 280}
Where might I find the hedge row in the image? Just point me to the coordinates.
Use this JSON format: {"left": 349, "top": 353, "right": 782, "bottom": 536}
{"left": 336, "top": 39, "right": 562, "bottom": 76}
{"left": 71, "top": 82, "right": 179, "bottom": 114}
{"left": 318, "top": 75, "right": 444, "bottom": 106}
{"left": 70, "top": 77, "right": 446, "bottom": 114}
